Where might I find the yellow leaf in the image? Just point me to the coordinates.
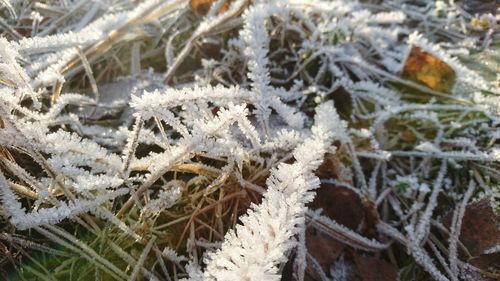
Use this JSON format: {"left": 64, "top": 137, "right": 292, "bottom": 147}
{"left": 402, "top": 47, "right": 456, "bottom": 93}
{"left": 190, "top": 0, "right": 230, "bottom": 17}
{"left": 471, "top": 18, "right": 490, "bottom": 30}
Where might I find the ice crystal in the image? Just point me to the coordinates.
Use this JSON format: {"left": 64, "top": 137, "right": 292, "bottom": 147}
{"left": 0, "top": 0, "right": 498, "bottom": 280}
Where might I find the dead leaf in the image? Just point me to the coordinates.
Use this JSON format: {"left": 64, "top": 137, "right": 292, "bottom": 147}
{"left": 402, "top": 46, "right": 456, "bottom": 92}
{"left": 315, "top": 153, "right": 353, "bottom": 185}
{"left": 309, "top": 184, "right": 364, "bottom": 230}
{"left": 469, "top": 253, "right": 500, "bottom": 279}
{"left": 349, "top": 251, "right": 399, "bottom": 281}
{"left": 442, "top": 198, "right": 500, "bottom": 257}
{"left": 190, "top": 0, "right": 230, "bottom": 17}
{"left": 360, "top": 197, "right": 379, "bottom": 238}
{"left": 280, "top": 255, "right": 295, "bottom": 281}
{"left": 305, "top": 184, "right": 365, "bottom": 277}
{"left": 330, "top": 86, "right": 353, "bottom": 120}
{"left": 306, "top": 227, "right": 346, "bottom": 276}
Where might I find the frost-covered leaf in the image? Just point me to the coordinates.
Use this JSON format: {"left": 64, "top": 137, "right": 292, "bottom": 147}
{"left": 442, "top": 198, "right": 500, "bottom": 257}
{"left": 402, "top": 46, "right": 456, "bottom": 92}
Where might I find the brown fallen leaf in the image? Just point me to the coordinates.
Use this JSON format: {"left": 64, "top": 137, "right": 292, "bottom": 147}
{"left": 315, "top": 153, "right": 354, "bottom": 186}
{"left": 330, "top": 86, "right": 353, "bottom": 120}
{"left": 402, "top": 46, "right": 456, "bottom": 92}
{"left": 190, "top": 0, "right": 230, "bottom": 17}
{"left": 469, "top": 253, "right": 500, "bottom": 279}
{"left": 280, "top": 254, "right": 295, "bottom": 281}
{"left": 442, "top": 198, "right": 500, "bottom": 257}
{"left": 360, "top": 196, "right": 379, "bottom": 239}
{"left": 305, "top": 184, "right": 365, "bottom": 278}
{"left": 309, "top": 184, "right": 364, "bottom": 230}
{"left": 349, "top": 251, "right": 399, "bottom": 281}
{"left": 461, "top": 262, "right": 499, "bottom": 281}
{"left": 306, "top": 227, "right": 346, "bottom": 277}
{"left": 439, "top": 198, "right": 500, "bottom": 280}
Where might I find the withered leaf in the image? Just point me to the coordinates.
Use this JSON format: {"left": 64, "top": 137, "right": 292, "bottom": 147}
{"left": 442, "top": 198, "right": 500, "bottom": 257}
{"left": 469, "top": 253, "right": 500, "bottom": 279}
{"left": 315, "top": 153, "right": 353, "bottom": 185}
{"left": 305, "top": 184, "right": 365, "bottom": 277}
{"left": 189, "top": 0, "right": 230, "bottom": 17}
{"left": 350, "top": 251, "right": 399, "bottom": 281}
{"left": 309, "top": 184, "right": 364, "bottom": 230}
{"left": 402, "top": 46, "right": 456, "bottom": 92}
{"left": 306, "top": 227, "right": 345, "bottom": 276}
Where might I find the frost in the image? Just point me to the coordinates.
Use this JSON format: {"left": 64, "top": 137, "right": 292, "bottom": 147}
{"left": 200, "top": 102, "right": 339, "bottom": 281}
{"left": 1, "top": 0, "right": 499, "bottom": 280}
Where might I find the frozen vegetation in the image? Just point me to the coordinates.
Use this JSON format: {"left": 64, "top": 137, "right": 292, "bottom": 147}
{"left": 0, "top": 0, "right": 499, "bottom": 280}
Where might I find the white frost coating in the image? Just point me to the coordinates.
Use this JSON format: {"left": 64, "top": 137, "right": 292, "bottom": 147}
{"left": 197, "top": 102, "right": 338, "bottom": 281}
{"left": 407, "top": 32, "right": 492, "bottom": 93}
{"left": 240, "top": 2, "right": 306, "bottom": 129}
{"left": 0, "top": 169, "right": 128, "bottom": 230}
{"left": 415, "top": 141, "right": 441, "bottom": 153}
{"left": 1, "top": 1, "right": 498, "bottom": 280}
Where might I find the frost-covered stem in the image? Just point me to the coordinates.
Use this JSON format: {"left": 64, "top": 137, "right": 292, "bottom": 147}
{"left": 235, "top": 172, "right": 267, "bottom": 194}
{"left": 347, "top": 143, "right": 368, "bottom": 191}
{"left": 415, "top": 161, "right": 447, "bottom": 243}
{"left": 108, "top": 241, "right": 159, "bottom": 280}
{"left": 0, "top": 0, "right": 16, "bottom": 18}
{"left": 371, "top": 104, "right": 480, "bottom": 133}
{"left": 163, "top": 0, "right": 247, "bottom": 83}
{"left": 37, "top": 0, "right": 185, "bottom": 87}
{"left": 199, "top": 102, "right": 338, "bottom": 281}
{"left": 240, "top": 2, "right": 287, "bottom": 132}
{"left": 121, "top": 116, "right": 143, "bottom": 177}
{"left": 339, "top": 58, "right": 470, "bottom": 103}
{"left": 117, "top": 144, "right": 192, "bottom": 218}
{"left": 368, "top": 160, "right": 382, "bottom": 199}
{"left": 91, "top": 207, "right": 141, "bottom": 241}
{"left": 305, "top": 210, "right": 389, "bottom": 252}
{"left": 306, "top": 252, "right": 329, "bottom": 281}
{"left": 127, "top": 236, "right": 157, "bottom": 281}
{"left": 376, "top": 221, "right": 407, "bottom": 245}
{"left": 0, "top": 170, "right": 26, "bottom": 224}
{"left": 428, "top": 241, "right": 453, "bottom": 280}
{"left": 294, "top": 223, "right": 307, "bottom": 281}
{"left": 0, "top": 17, "right": 22, "bottom": 39}
{"left": 448, "top": 180, "right": 475, "bottom": 280}
{"left": 389, "top": 150, "right": 499, "bottom": 162}
{"left": 406, "top": 226, "right": 450, "bottom": 281}
{"left": 206, "top": 0, "right": 229, "bottom": 17}
{"left": 119, "top": 102, "right": 259, "bottom": 218}
{"left": 0, "top": 157, "right": 43, "bottom": 194}
{"left": 5, "top": 181, "right": 37, "bottom": 199}
{"left": 395, "top": 225, "right": 451, "bottom": 280}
